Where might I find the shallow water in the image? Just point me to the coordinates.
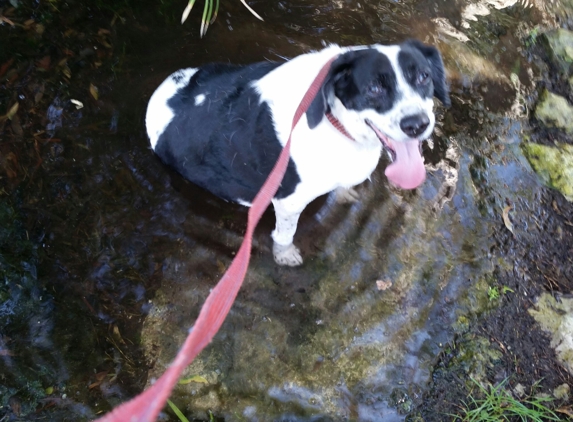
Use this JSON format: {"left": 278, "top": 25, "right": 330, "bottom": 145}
{"left": 0, "top": 0, "right": 561, "bottom": 420}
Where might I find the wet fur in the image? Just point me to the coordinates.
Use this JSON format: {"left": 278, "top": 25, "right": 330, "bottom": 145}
{"left": 146, "top": 40, "right": 449, "bottom": 266}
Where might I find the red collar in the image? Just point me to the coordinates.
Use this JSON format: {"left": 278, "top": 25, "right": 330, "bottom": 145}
{"left": 325, "top": 111, "right": 355, "bottom": 141}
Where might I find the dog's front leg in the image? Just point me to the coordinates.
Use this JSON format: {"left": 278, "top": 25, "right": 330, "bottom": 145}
{"left": 271, "top": 199, "right": 304, "bottom": 266}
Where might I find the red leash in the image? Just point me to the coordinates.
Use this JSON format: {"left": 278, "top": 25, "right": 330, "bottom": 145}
{"left": 94, "top": 55, "right": 337, "bottom": 422}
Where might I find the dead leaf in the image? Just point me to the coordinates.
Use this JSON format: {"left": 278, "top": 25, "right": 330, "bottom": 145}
{"left": 0, "top": 58, "right": 14, "bottom": 78}
{"left": 11, "top": 114, "right": 23, "bottom": 138}
{"left": 34, "top": 83, "right": 45, "bottom": 104}
{"left": 89, "top": 83, "right": 99, "bottom": 100}
{"left": 0, "top": 16, "right": 16, "bottom": 26}
{"left": 5, "top": 102, "right": 19, "bottom": 120}
{"left": 502, "top": 205, "right": 514, "bottom": 234}
{"left": 9, "top": 396, "right": 21, "bottom": 416}
{"left": 70, "top": 99, "right": 84, "bottom": 109}
{"left": 376, "top": 279, "right": 392, "bottom": 291}
{"left": 61, "top": 65, "right": 71, "bottom": 79}
{"left": 556, "top": 406, "right": 573, "bottom": 417}
{"left": 179, "top": 375, "right": 208, "bottom": 385}
{"left": 36, "top": 55, "right": 51, "bottom": 71}
{"left": 112, "top": 325, "right": 126, "bottom": 345}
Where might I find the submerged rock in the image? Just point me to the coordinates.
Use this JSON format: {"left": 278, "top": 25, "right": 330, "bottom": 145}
{"left": 528, "top": 294, "right": 573, "bottom": 375}
{"left": 522, "top": 142, "right": 573, "bottom": 202}
{"left": 540, "top": 28, "right": 573, "bottom": 73}
{"left": 534, "top": 90, "right": 573, "bottom": 134}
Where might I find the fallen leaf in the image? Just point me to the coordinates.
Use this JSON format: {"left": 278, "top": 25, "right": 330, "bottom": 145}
{"left": 9, "top": 396, "right": 21, "bottom": 416}
{"left": 112, "top": 325, "right": 126, "bottom": 345}
{"left": 34, "top": 83, "right": 45, "bottom": 104}
{"left": 0, "top": 16, "right": 16, "bottom": 26}
{"left": 178, "top": 375, "right": 208, "bottom": 385}
{"left": 0, "top": 58, "right": 14, "bottom": 78}
{"left": 556, "top": 406, "right": 573, "bottom": 417}
{"left": 36, "top": 55, "right": 51, "bottom": 71}
{"left": 45, "top": 386, "right": 54, "bottom": 395}
{"left": 89, "top": 83, "right": 99, "bottom": 100}
{"left": 376, "top": 279, "right": 392, "bottom": 291}
{"left": 5, "top": 102, "right": 19, "bottom": 120}
{"left": 502, "top": 205, "right": 514, "bottom": 234}
{"left": 70, "top": 99, "right": 84, "bottom": 109}
{"left": 11, "top": 114, "right": 23, "bottom": 138}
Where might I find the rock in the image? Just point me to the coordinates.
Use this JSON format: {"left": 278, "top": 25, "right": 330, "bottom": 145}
{"left": 535, "top": 90, "right": 573, "bottom": 134}
{"left": 528, "top": 294, "right": 573, "bottom": 375}
{"left": 553, "top": 383, "right": 570, "bottom": 401}
{"left": 522, "top": 142, "right": 573, "bottom": 202}
{"left": 540, "top": 28, "right": 573, "bottom": 73}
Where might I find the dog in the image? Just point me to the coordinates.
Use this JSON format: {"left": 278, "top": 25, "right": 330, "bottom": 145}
{"left": 145, "top": 40, "right": 450, "bottom": 266}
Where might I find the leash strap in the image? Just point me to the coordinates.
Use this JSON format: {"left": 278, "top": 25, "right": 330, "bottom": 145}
{"left": 94, "top": 55, "right": 336, "bottom": 422}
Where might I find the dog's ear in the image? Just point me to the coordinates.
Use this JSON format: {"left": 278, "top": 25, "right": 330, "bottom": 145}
{"left": 404, "top": 40, "right": 451, "bottom": 107}
{"left": 306, "top": 54, "right": 354, "bottom": 129}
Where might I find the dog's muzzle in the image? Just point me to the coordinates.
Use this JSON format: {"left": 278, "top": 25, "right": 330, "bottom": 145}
{"left": 366, "top": 119, "right": 427, "bottom": 190}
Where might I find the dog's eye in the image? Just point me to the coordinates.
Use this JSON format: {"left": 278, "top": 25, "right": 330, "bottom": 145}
{"left": 367, "top": 83, "right": 384, "bottom": 96}
{"left": 417, "top": 71, "right": 430, "bottom": 85}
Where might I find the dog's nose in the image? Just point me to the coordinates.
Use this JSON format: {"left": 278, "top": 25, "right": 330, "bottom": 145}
{"left": 400, "top": 114, "right": 430, "bottom": 138}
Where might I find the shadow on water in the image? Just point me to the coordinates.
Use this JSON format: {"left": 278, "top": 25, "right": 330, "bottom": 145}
{"left": 0, "top": 0, "right": 562, "bottom": 420}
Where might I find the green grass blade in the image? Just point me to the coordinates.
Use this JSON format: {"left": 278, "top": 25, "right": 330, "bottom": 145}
{"left": 200, "top": 0, "right": 211, "bottom": 37}
{"left": 181, "top": 0, "right": 197, "bottom": 24}
{"left": 167, "top": 399, "right": 190, "bottom": 422}
{"left": 210, "top": 0, "right": 219, "bottom": 24}
{"left": 239, "top": 0, "right": 263, "bottom": 21}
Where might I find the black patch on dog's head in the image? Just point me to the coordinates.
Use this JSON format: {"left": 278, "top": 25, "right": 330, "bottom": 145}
{"left": 400, "top": 40, "right": 450, "bottom": 107}
{"left": 307, "top": 49, "right": 399, "bottom": 129}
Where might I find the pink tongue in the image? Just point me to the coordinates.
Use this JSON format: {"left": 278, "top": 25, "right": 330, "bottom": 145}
{"left": 384, "top": 139, "right": 426, "bottom": 189}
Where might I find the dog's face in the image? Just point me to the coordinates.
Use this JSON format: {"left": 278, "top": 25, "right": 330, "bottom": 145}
{"left": 307, "top": 40, "right": 450, "bottom": 189}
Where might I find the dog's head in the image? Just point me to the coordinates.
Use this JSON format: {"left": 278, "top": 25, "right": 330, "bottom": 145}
{"left": 307, "top": 40, "right": 450, "bottom": 190}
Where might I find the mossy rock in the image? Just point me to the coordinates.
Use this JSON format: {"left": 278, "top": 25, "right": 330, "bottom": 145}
{"left": 529, "top": 294, "right": 573, "bottom": 375}
{"left": 540, "top": 28, "right": 573, "bottom": 74}
{"left": 522, "top": 142, "right": 573, "bottom": 202}
{"left": 535, "top": 90, "right": 573, "bottom": 134}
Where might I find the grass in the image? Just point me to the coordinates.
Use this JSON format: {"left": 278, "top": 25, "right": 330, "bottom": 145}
{"left": 457, "top": 378, "right": 563, "bottom": 422}
{"left": 181, "top": 0, "right": 263, "bottom": 37}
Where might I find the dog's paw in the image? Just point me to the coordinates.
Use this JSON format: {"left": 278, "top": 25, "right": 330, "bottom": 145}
{"left": 273, "top": 243, "right": 303, "bottom": 266}
{"left": 335, "top": 187, "right": 360, "bottom": 204}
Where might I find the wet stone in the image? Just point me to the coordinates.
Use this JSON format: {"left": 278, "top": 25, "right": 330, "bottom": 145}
{"left": 540, "top": 28, "right": 573, "bottom": 74}
{"left": 553, "top": 383, "right": 570, "bottom": 401}
{"left": 522, "top": 142, "right": 573, "bottom": 202}
{"left": 528, "top": 293, "right": 573, "bottom": 375}
{"left": 534, "top": 90, "right": 573, "bottom": 134}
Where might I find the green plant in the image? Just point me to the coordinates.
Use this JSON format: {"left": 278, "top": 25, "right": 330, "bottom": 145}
{"left": 167, "top": 399, "right": 190, "bottom": 422}
{"left": 487, "top": 286, "right": 500, "bottom": 301}
{"left": 457, "top": 378, "right": 563, "bottom": 421}
{"left": 181, "top": 0, "right": 262, "bottom": 37}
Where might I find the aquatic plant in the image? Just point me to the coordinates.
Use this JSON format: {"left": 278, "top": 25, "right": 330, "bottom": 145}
{"left": 181, "top": 0, "right": 262, "bottom": 37}
{"left": 457, "top": 378, "right": 563, "bottom": 422}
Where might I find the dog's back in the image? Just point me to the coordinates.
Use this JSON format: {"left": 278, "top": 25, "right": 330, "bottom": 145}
{"left": 146, "top": 61, "right": 301, "bottom": 204}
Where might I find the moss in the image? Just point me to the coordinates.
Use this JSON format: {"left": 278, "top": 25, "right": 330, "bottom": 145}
{"left": 522, "top": 142, "right": 573, "bottom": 202}
{"left": 534, "top": 90, "right": 573, "bottom": 134}
{"left": 528, "top": 294, "right": 573, "bottom": 375}
{"left": 540, "top": 28, "right": 573, "bottom": 73}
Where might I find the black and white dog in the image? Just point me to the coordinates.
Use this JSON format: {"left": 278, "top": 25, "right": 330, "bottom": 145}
{"left": 146, "top": 40, "right": 449, "bottom": 266}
